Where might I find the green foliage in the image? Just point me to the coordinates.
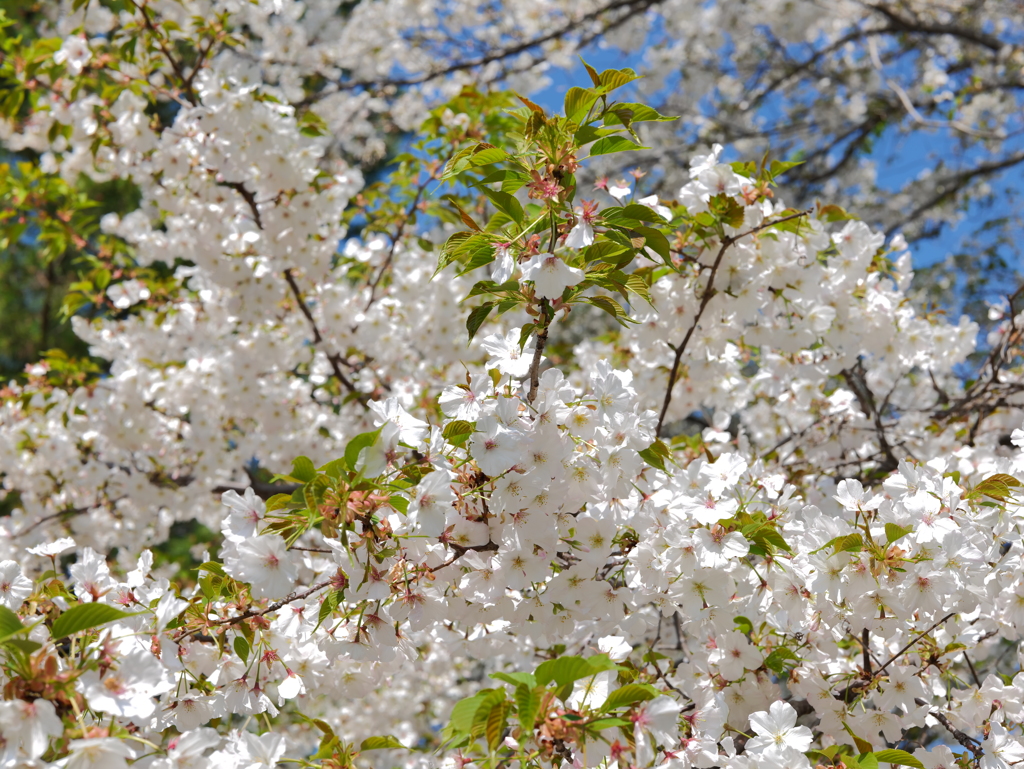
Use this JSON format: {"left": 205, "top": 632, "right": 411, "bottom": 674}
{"left": 50, "top": 603, "right": 138, "bottom": 640}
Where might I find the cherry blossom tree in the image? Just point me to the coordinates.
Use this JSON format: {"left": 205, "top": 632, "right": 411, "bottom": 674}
{"left": 1, "top": 2, "right": 1024, "bottom": 769}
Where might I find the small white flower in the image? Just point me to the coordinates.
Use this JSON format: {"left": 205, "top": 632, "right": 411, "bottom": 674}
{"left": 54, "top": 35, "right": 91, "bottom": 75}
{"left": 520, "top": 253, "right": 585, "bottom": 300}
{"left": 0, "top": 561, "right": 33, "bottom": 609}
{"left": 27, "top": 537, "right": 76, "bottom": 558}
{"left": 78, "top": 649, "right": 173, "bottom": 720}
{"left": 223, "top": 534, "right": 299, "bottom": 600}
{"left": 747, "top": 701, "right": 813, "bottom": 764}
{"left": 564, "top": 220, "right": 594, "bottom": 249}
{"left": 608, "top": 181, "right": 631, "bottom": 200}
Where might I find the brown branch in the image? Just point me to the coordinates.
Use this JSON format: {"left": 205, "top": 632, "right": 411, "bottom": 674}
{"left": 200, "top": 577, "right": 335, "bottom": 632}
{"left": 14, "top": 505, "right": 90, "bottom": 538}
{"left": 527, "top": 302, "right": 552, "bottom": 404}
{"left": 885, "top": 150, "right": 1024, "bottom": 238}
{"left": 861, "top": 628, "right": 872, "bottom": 676}
{"left": 840, "top": 361, "right": 899, "bottom": 475}
{"left": 211, "top": 481, "right": 301, "bottom": 500}
{"left": 130, "top": 0, "right": 197, "bottom": 106}
{"left": 962, "top": 650, "right": 982, "bottom": 688}
{"left": 913, "top": 698, "right": 984, "bottom": 757}
{"left": 656, "top": 209, "right": 811, "bottom": 436}
{"left": 283, "top": 268, "right": 323, "bottom": 344}
{"left": 293, "top": 0, "right": 665, "bottom": 107}
{"left": 283, "top": 268, "right": 365, "bottom": 402}
{"left": 220, "top": 180, "right": 263, "bottom": 230}
{"left": 426, "top": 539, "right": 499, "bottom": 574}
{"left": 875, "top": 612, "right": 956, "bottom": 676}
{"left": 865, "top": 2, "right": 1005, "bottom": 53}
{"left": 364, "top": 175, "right": 433, "bottom": 312}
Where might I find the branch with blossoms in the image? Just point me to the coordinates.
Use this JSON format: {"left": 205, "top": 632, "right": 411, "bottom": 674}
{"left": 655, "top": 207, "right": 812, "bottom": 437}
{"left": 7, "top": 8, "right": 1024, "bottom": 767}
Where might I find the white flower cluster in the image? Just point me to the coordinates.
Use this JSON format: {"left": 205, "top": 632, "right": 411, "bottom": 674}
{"left": 2, "top": 2, "right": 1024, "bottom": 767}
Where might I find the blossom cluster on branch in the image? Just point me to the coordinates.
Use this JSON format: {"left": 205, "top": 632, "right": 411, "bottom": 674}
{"left": 1, "top": 2, "right": 1024, "bottom": 769}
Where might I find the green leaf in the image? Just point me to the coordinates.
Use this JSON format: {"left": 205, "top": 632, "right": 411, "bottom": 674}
{"left": 266, "top": 492, "right": 297, "bottom": 512}
{"left": 763, "top": 647, "right": 800, "bottom": 674}
{"left": 818, "top": 204, "right": 854, "bottom": 222}
{"left": 532, "top": 651, "right": 618, "bottom": 688}
{"left": 884, "top": 523, "right": 914, "bottom": 544}
{"left": 598, "top": 67, "right": 640, "bottom": 91}
{"left": 619, "top": 204, "right": 667, "bottom": 223}
{"left": 484, "top": 700, "right": 508, "bottom": 751}
{"left": 199, "top": 574, "right": 222, "bottom": 601}
{"left": 834, "top": 532, "right": 865, "bottom": 553}
{"left": 515, "top": 683, "right": 540, "bottom": 738}
{"left": 441, "top": 144, "right": 478, "bottom": 181}
{"left": 580, "top": 57, "right": 601, "bottom": 87}
{"left": 4, "top": 638, "right": 41, "bottom": 654}
{"left": 634, "top": 225, "right": 671, "bottom": 261}
{"left": 604, "top": 102, "right": 677, "bottom": 124}
{"left": 478, "top": 186, "right": 524, "bottom": 225}
{"left": 708, "top": 193, "right": 745, "bottom": 229}
{"left": 345, "top": 426, "right": 384, "bottom": 470}
{"left": 467, "top": 302, "right": 496, "bottom": 341}
{"left": 234, "top": 636, "right": 250, "bottom": 664}
{"left": 442, "top": 420, "right": 476, "bottom": 447}
{"left": 0, "top": 606, "right": 25, "bottom": 641}
{"left": 319, "top": 458, "right": 348, "bottom": 480}
{"left": 290, "top": 456, "right": 316, "bottom": 483}
{"left": 769, "top": 159, "right": 803, "bottom": 178}
{"left": 734, "top": 615, "right": 753, "bottom": 635}
{"left": 491, "top": 671, "right": 537, "bottom": 688}
{"left": 360, "top": 736, "right": 407, "bottom": 751}
{"left": 456, "top": 240, "right": 498, "bottom": 275}
{"left": 873, "top": 749, "right": 925, "bottom": 769}
{"left": 448, "top": 689, "right": 502, "bottom": 738}
{"left": 583, "top": 241, "right": 630, "bottom": 264}
{"left": 574, "top": 125, "right": 619, "bottom": 146}
{"left": 198, "top": 561, "right": 226, "bottom": 577}
{"left": 51, "top": 603, "right": 139, "bottom": 640}
{"left": 638, "top": 441, "right": 668, "bottom": 472}
{"left": 584, "top": 295, "right": 631, "bottom": 326}
{"left": 974, "top": 473, "right": 1022, "bottom": 501}
{"left": 600, "top": 683, "right": 659, "bottom": 711}
{"left": 535, "top": 655, "right": 597, "bottom": 687}
{"left": 468, "top": 145, "right": 508, "bottom": 168}
{"left": 743, "top": 524, "right": 792, "bottom": 553}
{"left": 564, "top": 86, "right": 600, "bottom": 123}
{"left": 588, "top": 136, "right": 645, "bottom": 157}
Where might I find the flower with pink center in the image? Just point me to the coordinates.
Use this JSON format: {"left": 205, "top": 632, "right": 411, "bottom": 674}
{"left": 78, "top": 649, "right": 173, "bottom": 720}
{"left": 520, "top": 252, "right": 585, "bottom": 300}
{"left": 223, "top": 534, "right": 299, "bottom": 599}
{"left": 0, "top": 561, "right": 32, "bottom": 609}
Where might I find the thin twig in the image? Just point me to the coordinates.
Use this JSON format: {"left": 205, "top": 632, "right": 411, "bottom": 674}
{"left": 293, "top": 0, "right": 665, "bottom": 107}
{"left": 840, "top": 361, "right": 899, "bottom": 475}
{"left": 874, "top": 612, "right": 956, "bottom": 676}
{"left": 130, "top": 0, "right": 196, "bottom": 105}
{"left": 656, "top": 209, "right": 811, "bottom": 436}
{"left": 962, "top": 650, "right": 982, "bottom": 688}
{"left": 283, "top": 268, "right": 365, "bottom": 401}
{"left": 193, "top": 577, "right": 335, "bottom": 636}
{"left": 364, "top": 176, "right": 433, "bottom": 312}
{"left": 914, "top": 698, "right": 984, "bottom": 757}
{"left": 220, "top": 180, "right": 263, "bottom": 230}
{"left": 527, "top": 302, "right": 552, "bottom": 404}
{"left": 861, "top": 628, "right": 872, "bottom": 676}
